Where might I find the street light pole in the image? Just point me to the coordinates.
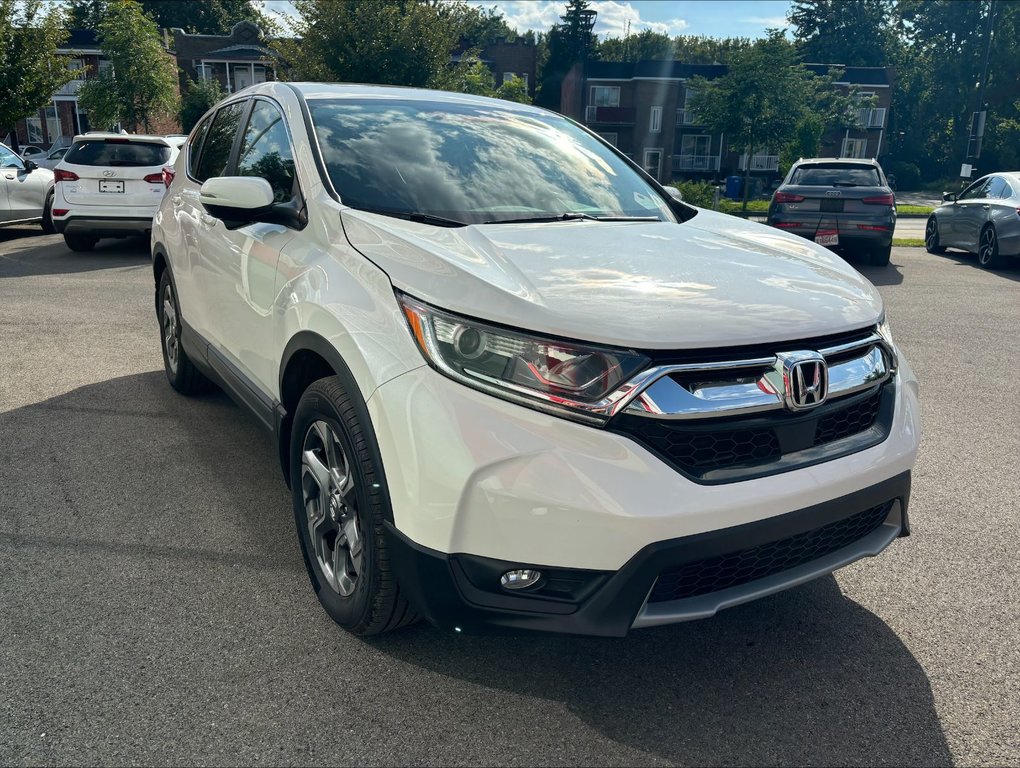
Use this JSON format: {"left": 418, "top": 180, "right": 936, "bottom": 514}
{"left": 578, "top": 8, "right": 597, "bottom": 122}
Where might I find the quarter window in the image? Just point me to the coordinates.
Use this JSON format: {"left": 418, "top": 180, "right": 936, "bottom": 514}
{"left": 985, "top": 177, "right": 1007, "bottom": 199}
{"left": 236, "top": 100, "right": 297, "bottom": 203}
{"left": 194, "top": 100, "right": 246, "bottom": 182}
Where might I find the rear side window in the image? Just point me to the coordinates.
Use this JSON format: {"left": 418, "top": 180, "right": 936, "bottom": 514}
{"left": 789, "top": 164, "right": 882, "bottom": 186}
{"left": 236, "top": 100, "right": 297, "bottom": 203}
{"left": 187, "top": 114, "right": 213, "bottom": 178}
{"left": 985, "top": 177, "right": 1007, "bottom": 199}
{"left": 64, "top": 140, "right": 171, "bottom": 167}
{"left": 194, "top": 100, "right": 246, "bottom": 182}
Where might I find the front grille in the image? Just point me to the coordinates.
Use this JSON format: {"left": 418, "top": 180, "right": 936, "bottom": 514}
{"left": 648, "top": 501, "right": 893, "bottom": 603}
{"left": 612, "top": 384, "right": 890, "bottom": 483}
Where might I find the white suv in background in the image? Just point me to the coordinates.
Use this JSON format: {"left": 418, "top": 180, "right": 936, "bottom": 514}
{"left": 0, "top": 141, "right": 55, "bottom": 232}
{"left": 52, "top": 133, "right": 178, "bottom": 251}
{"left": 151, "top": 83, "right": 921, "bottom": 637}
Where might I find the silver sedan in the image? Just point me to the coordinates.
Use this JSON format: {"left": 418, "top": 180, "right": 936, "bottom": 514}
{"left": 925, "top": 173, "right": 1020, "bottom": 269}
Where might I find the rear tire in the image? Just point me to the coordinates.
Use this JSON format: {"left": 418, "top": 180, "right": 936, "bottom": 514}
{"left": 977, "top": 224, "right": 1006, "bottom": 269}
{"left": 63, "top": 233, "right": 98, "bottom": 252}
{"left": 869, "top": 243, "right": 892, "bottom": 267}
{"left": 291, "top": 377, "right": 419, "bottom": 636}
{"left": 925, "top": 216, "right": 946, "bottom": 254}
{"left": 41, "top": 191, "right": 55, "bottom": 234}
{"left": 158, "top": 269, "right": 213, "bottom": 395}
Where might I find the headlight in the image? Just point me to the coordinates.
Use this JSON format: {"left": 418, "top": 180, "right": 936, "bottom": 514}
{"left": 398, "top": 293, "right": 650, "bottom": 424}
{"left": 876, "top": 316, "right": 894, "bottom": 345}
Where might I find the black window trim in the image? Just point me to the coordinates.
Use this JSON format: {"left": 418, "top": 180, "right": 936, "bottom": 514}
{"left": 186, "top": 96, "right": 250, "bottom": 185}
{"left": 234, "top": 95, "right": 304, "bottom": 206}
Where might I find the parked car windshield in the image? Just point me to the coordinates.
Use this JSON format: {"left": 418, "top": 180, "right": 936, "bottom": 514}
{"left": 64, "top": 139, "right": 171, "bottom": 167}
{"left": 789, "top": 163, "right": 882, "bottom": 187}
{"left": 308, "top": 98, "right": 675, "bottom": 225}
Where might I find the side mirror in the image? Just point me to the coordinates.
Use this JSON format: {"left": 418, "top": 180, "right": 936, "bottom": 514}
{"left": 23, "top": 159, "right": 37, "bottom": 172}
{"left": 199, "top": 176, "right": 305, "bottom": 229}
{"left": 942, "top": 191, "right": 957, "bottom": 203}
{"left": 664, "top": 186, "right": 683, "bottom": 202}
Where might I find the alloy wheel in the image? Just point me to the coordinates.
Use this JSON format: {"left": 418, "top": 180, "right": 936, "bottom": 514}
{"left": 301, "top": 420, "right": 363, "bottom": 597}
{"left": 162, "top": 283, "right": 179, "bottom": 374}
{"left": 925, "top": 218, "right": 938, "bottom": 250}
{"left": 979, "top": 228, "right": 996, "bottom": 265}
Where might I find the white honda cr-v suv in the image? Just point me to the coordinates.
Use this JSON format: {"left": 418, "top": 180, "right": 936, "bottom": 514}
{"left": 151, "top": 83, "right": 920, "bottom": 637}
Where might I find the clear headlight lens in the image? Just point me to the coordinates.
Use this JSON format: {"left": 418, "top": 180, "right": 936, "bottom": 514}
{"left": 398, "top": 293, "right": 649, "bottom": 424}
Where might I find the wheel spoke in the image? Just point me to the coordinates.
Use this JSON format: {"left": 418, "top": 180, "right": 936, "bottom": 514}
{"left": 302, "top": 449, "right": 332, "bottom": 494}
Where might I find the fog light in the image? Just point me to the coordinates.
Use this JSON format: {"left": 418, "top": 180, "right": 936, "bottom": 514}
{"left": 500, "top": 569, "right": 542, "bottom": 591}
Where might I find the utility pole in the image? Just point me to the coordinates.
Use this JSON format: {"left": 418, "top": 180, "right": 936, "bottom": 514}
{"left": 964, "top": 0, "right": 996, "bottom": 179}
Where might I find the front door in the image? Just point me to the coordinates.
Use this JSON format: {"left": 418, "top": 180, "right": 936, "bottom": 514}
{"left": 233, "top": 65, "right": 253, "bottom": 91}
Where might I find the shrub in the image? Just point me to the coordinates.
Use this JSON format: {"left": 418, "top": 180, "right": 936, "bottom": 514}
{"left": 884, "top": 161, "right": 921, "bottom": 191}
{"left": 179, "top": 77, "right": 224, "bottom": 134}
{"left": 670, "top": 180, "right": 717, "bottom": 208}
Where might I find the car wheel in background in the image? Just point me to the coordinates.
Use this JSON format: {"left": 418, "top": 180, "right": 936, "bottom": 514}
{"left": 869, "top": 244, "right": 892, "bottom": 267}
{"left": 41, "top": 191, "right": 55, "bottom": 234}
{"left": 63, "top": 233, "right": 98, "bottom": 251}
{"left": 291, "top": 377, "right": 418, "bottom": 636}
{"left": 158, "top": 269, "right": 212, "bottom": 394}
{"left": 977, "top": 224, "right": 1005, "bottom": 269}
{"left": 924, "top": 217, "right": 946, "bottom": 254}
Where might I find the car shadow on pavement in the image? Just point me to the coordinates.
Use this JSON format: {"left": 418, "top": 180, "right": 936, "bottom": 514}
{"left": 930, "top": 248, "right": 1020, "bottom": 284}
{"left": 856, "top": 261, "right": 906, "bottom": 287}
{"left": 0, "top": 228, "right": 150, "bottom": 279}
{"left": 374, "top": 578, "right": 951, "bottom": 765}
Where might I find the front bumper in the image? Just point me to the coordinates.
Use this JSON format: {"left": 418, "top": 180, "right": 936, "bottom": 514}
{"left": 387, "top": 471, "right": 910, "bottom": 636}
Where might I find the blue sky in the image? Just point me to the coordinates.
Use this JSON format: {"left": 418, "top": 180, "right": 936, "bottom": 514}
{"left": 262, "top": 1, "right": 796, "bottom": 40}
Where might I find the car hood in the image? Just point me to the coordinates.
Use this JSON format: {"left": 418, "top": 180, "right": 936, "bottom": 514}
{"left": 340, "top": 207, "right": 883, "bottom": 350}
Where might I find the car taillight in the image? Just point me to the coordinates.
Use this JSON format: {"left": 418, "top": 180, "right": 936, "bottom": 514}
{"left": 774, "top": 192, "right": 805, "bottom": 204}
{"left": 162, "top": 166, "right": 175, "bottom": 187}
{"left": 53, "top": 169, "right": 79, "bottom": 183}
{"left": 863, "top": 194, "right": 895, "bottom": 205}
{"left": 52, "top": 209, "right": 69, "bottom": 216}
{"left": 773, "top": 221, "right": 803, "bottom": 228}
{"left": 145, "top": 167, "right": 175, "bottom": 187}
{"left": 143, "top": 172, "right": 164, "bottom": 184}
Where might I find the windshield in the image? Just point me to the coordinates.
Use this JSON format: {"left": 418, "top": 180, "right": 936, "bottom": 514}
{"left": 64, "top": 140, "right": 171, "bottom": 167}
{"left": 789, "top": 164, "right": 882, "bottom": 187}
{"left": 308, "top": 98, "right": 674, "bottom": 224}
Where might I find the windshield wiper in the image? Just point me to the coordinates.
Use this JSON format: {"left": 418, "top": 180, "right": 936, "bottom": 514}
{"left": 484, "top": 212, "right": 661, "bottom": 224}
{"left": 351, "top": 207, "right": 468, "bottom": 227}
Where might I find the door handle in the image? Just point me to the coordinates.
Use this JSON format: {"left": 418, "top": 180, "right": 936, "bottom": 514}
{"left": 982, "top": 204, "right": 991, "bottom": 210}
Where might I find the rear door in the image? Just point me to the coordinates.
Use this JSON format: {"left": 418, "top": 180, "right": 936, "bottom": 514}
{"left": 952, "top": 177, "right": 995, "bottom": 251}
{"left": 59, "top": 137, "right": 171, "bottom": 209}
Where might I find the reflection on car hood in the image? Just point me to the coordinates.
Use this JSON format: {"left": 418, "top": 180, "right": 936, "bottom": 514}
{"left": 340, "top": 207, "right": 883, "bottom": 350}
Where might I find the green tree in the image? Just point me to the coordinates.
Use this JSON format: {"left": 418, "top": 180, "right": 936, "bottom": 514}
{"left": 77, "top": 0, "right": 179, "bottom": 132}
{"left": 178, "top": 76, "right": 223, "bottom": 132}
{"left": 671, "top": 35, "right": 752, "bottom": 65}
{"left": 66, "top": 0, "right": 106, "bottom": 29}
{"left": 450, "top": 3, "right": 517, "bottom": 48}
{"left": 439, "top": 54, "right": 531, "bottom": 104}
{"left": 496, "top": 74, "right": 530, "bottom": 104}
{"left": 276, "top": 0, "right": 461, "bottom": 87}
{"left": 597, "top": 30, "right": 674, "bottom": 62}
{"left": 0, "top": 0, "right": 72, "bottom": 150}
{"left": 689, "top": 31, "right": 814, "bottom": 210}
{"left": 67, "top": 0, "right": 269, "bottom": 34}
{"left": 536, "top": 0, "right": 597, "bottom": 109}
{"left": 789, "top": 0, "right": 898, "bottom": 66}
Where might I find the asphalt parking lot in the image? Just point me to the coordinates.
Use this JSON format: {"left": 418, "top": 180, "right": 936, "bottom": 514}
{"left": 1, "top": 226, "right": 1018, "bottom": 766}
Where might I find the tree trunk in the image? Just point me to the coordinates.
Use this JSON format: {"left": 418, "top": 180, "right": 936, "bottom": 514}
{"left": 6, "top": 127, "right": 20, "bottom": 153}
{"left": 741, "top": 143, "right": 753, "bottom": 213}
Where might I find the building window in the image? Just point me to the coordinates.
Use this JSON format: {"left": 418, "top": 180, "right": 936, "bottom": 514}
{"left": 643, "top": 149, "right": 663, "bottom": 179}
{"left": 842, "top": 137, "right": 868, "bottom": 158}
{"left": 502, "top": 72, "right": 528, "bottom": 89}
{"left": 26, "top": 116, "right": 43, "bottom": 144}
{"left": 590, "top": 85, "right": 620, "bottom": 107}
{"left": 649, "top": 106, "right": 662, "bottom": 133}
{"left": 196, "top": 63, "right": 213, "bottom": 80}
{"left": 598, "top": 132, "right": 618, "bottom": 146}
{"left": 44, "top": 106, "right": 60, "bottom": 143}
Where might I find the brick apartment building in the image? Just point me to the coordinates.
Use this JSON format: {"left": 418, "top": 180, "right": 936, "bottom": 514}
{"left": 172, "top": 20, "right": 276, "bottom": 96}
{"left": 453, "top": 36, "right": 538, "bottom": 99}
{"left": 562, "top": 59, "right": 894, "bottom": 186}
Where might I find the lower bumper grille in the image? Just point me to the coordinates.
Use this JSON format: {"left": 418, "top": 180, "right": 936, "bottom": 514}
{"left": 647, "top": 501, "right": 893, "bottom": 603}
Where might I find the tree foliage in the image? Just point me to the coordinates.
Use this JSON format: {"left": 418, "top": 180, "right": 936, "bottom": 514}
{"left": 536, "top": 0, "right": 597, "bottom": 109}
{"left": 67, "top": 0, "right": 269, "bottom": 34}
{"left": 77, "top": 0, "right": 179, "bottom": 132}
{"left": 789, "top": 0, "right": 898, "bottom": 66}
{"left": 596, "top": 32, "right": 752, "bottom": 65}
{"left": 276, "top": 0, "right": 462, "bottom": 87}
{"left": 438, "top": 54, "right": 531, "bottom": 103}
{"left": 0, "top": 0, "right": 72, "bottom": 146}
{"left": 179, "top": 76, "right": 224, "bottom": 132}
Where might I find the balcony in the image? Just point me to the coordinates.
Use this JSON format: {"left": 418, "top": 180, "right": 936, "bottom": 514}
{"left": 854, "top": 107, "right": 887, "bottom": 128}
{"left": 672, "top": 155, "right": 720, "bottom": 172}
{"left": 55, "top": 79, "right": 85, "bottom": 97}
{"left": 585, "top": 105, "right": 636, "bottom": 125}
{"left": 738, "top": 154, "right": 780, "bottom": 172}
{"left": 676, "top": 109, "right": 698, "bottom": 126}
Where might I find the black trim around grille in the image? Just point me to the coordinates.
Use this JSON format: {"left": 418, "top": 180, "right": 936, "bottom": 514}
{"left": 647, "top": 501, "right": 894, "bottom": 603}
{"left": 610, "top": 382, "right": 895, "bottom": 484}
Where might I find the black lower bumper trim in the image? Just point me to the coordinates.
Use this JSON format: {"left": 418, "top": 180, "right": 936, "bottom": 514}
{"left": 387, "top": 470, "right": 911, "bottom": 637}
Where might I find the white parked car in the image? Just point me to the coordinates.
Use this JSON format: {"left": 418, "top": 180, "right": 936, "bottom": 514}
{"left": 34, "top": 145, "right": 71, "bottom": 170}
{"left": 52, "top": 133, "right": 178, "bottom": 251}
{"left": 19, "top": 145, "right": 45, "bottom": 159}
{"left": 0, "top": 141, "right": 55, "bottom": 232}
{"left": 152, "top": 83, "right": 921, "bottom": 637}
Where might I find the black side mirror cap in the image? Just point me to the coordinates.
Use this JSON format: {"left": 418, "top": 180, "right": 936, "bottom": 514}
{"left": 206, "top": 196, "right": 308, "bottom": 231}
{"left": 23, "top": 159, "right": 37, "bottom": 172}
{"left": 942, "top": 192, "right": 957, "bottom": 202}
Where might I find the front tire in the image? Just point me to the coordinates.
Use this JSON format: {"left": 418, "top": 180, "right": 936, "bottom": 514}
{"left": 977, "top": 224, "right": 1005, "bottom": 269}
{"left": 291, "top": 377, "right": 418, "bottom": 636}
{"left": 158, "top": 269, "right": 212, "bottom": 395}
{"left": 41, "top": 191, "right": 56, "bottom": 234}
{"left": 63, "top": 233, "right": 98, "bottom": 252}
{"left": 925, "top": 217, "right": 946, "bottom": 254}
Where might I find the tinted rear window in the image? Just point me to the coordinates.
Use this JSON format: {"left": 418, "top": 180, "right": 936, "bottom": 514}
{"left": 789, "top": 164, "right": 881, "bottom": 186}
{"left": 65, "top": 140, "right": 171, "bottom": 167}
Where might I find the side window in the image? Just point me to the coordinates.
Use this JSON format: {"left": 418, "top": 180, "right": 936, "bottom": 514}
{"left": 236, "top": 100, "right": 297, "bottom": 203}
{"left": 985, "top": 177, "right": 1007, "bottom": 199}
{"left": 187, "top": 113, "right": 214, "bottom": 179}
{"left": 959, "top": 178, "right": 990, "bottom": 200}
{"left": 0, "top": 146, "right": 24, "bottom": 169}
{"left": 1001, "top": 180, "right": 1017, "bottom": 199}
{"left": 194, "top": 100, "right": 246, "bottom": 182}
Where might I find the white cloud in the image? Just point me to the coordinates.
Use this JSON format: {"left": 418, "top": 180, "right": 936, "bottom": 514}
{"left": 470, "top": 1, "right": 688, "bottom": 38}
{"left": 740, "top": 15, "right": 790, "bottom": 27}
